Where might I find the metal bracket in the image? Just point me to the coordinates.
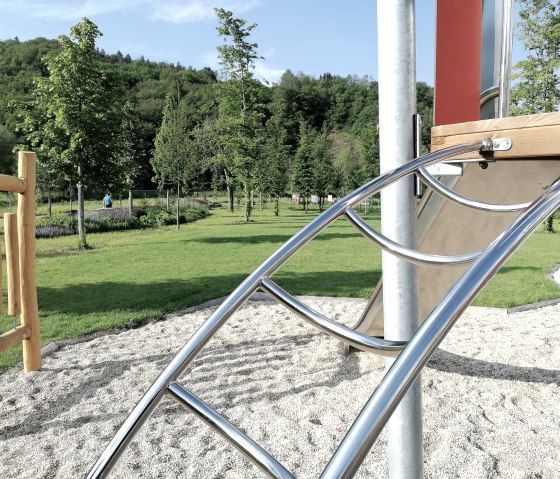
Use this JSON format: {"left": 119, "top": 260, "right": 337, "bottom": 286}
{"left": 445, "top": 158, "right": 496, "bottom": 165}
{"left": 481, "top": 137, "right": 512, "bottom": 152}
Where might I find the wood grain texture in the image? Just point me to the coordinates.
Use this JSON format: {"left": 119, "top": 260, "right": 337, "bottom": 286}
{"left": 5, "top": 213, "right": 20, "bottom": 316}
{"left": 431, "top": 113, "right": 560, "bottom": 160}
{"left": 0, "top": 174, "right": 27, "bottom": 193}
{"left": 432, "top": 111, "right": 560, "bottom": 137}
{"left": 17, "top": 152, "right": 40, "bottom": 372}
{"left": 0, "top": 325, "right": 30, "bottom": 353}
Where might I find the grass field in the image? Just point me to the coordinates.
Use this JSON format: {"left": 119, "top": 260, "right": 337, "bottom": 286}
{"left": 0, "top": 199, "right": 559, "bottom": 371}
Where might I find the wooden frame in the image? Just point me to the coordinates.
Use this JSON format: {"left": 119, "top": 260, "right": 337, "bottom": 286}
{"left": 0, "top": 151, "right": 40, "bottom": 372}
{"left": 431, "top": 111, "right": 560, "bottom": 160}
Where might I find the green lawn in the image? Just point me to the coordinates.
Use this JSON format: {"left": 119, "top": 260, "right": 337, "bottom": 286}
{"left": 0, "top": 201, "right": 559, "bottom": 371}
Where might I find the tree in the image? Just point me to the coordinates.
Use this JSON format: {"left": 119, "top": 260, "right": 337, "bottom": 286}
{"left": 214, "top": 8, "right": 263, "bottom": 222}
{"left": 260, "top": 113, "right": 290, "bottom": 215}
{"left": 311, "top": 128, "right": 335, "bottom": 212}
{"left": 511, "top": 1, "right": 560, "bottom": 116}
{"left": 18, "top": 18, "right": 125, "bottom": 248}
{"left": 0, "top": 124, "right": 17, "bottom": 173}
{"left": 118, "top": 99, "right": 142, "bottom": 216}
{"left": 511, "top": 0, "right": 560, "bottom": 231}
{"left": 152, "top": 94, "right": 200, "bottom": 229}
{"left": 291, "top": 122, "right": 316, "bottom": 213}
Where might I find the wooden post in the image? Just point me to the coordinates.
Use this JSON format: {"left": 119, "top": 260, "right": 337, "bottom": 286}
{"left": 17, "top": 151, "right": 40, "bottom": 371}
{"left": 5, "top": 213, "right": 20, "bottom": 316}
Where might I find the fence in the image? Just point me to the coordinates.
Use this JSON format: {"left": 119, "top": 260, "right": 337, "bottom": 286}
{"left": 0, "top": 152, "right": 40, "bottom": 372}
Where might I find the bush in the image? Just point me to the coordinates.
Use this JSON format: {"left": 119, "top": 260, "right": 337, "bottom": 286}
{"left": 36, "top": 225, "right": 73, "bottom": 239}
{"left": 36, "top": 214, "right": 78, "bottom": 235}
{"left": 36, "top": 206, "right": 208, "bottom": 238}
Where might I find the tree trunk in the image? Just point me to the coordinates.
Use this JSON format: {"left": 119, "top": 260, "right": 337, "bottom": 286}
{"left": 274, "top": 194, "right": 279, "bottom": 216}
{"left": 224, "top": 168, "right": 234, "bottom": 212}
{"left": 128, "top": 189, "right": 134, "bottom": 216}
{"left": 166, "top": 189, "right": 170, "bottom": 212}
{"left": 176, "top": 181, "right": 180, "bottom": 230}
{"left": 244, "top": 183, "right": 252, "bottom": 223}
{"left": 69, "top": 180, "right": 73, "bottom": 213}
{"left": 47, "top": 188, "right": 52, "bottom": 217}
{"left": 228, "top": 185, "right": 234, "bottom": 212}
{"left": 77, "top": 182, "right": 87, "bottom": 249}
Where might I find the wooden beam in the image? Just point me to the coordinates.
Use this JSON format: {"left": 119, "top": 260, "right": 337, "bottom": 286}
{"left": 0, "top": 325, "right": 30, "bottom": 353}
{"left": 17, "top": 152, "right": 40, "bottom": 372}
{"left": 0, "top": 174, "right": 26, "bottom": 193}
{"left": 5, "top": 213, "right": 21, "bottom": 316}
{"left": 431, "top": 112, "right": 560, "bottom": 160}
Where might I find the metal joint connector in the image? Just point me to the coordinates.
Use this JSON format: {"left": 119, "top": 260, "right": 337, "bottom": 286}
{"left": 480, "top": 137, "right": 512, "bottom": 152}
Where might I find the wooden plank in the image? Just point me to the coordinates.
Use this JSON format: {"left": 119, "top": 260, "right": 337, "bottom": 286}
{"left": 5, "top": 213, "right": 20, "bottom": 316}
{"left": 0, "top": 174, "right": 26, "bottom": 194}
{"left": 0, "top": 325, "right": 30, "bottom": 353}
{"left": 17, "top": 152, "right": 40, "bottom": 372}
{"left": 432, "top": 111, "right": 560, "bottom": 138}
{"left": 431, "top": 124, "right": 560, "bottom": 160}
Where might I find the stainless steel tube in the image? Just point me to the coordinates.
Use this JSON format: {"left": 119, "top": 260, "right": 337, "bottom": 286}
{"left": 480, "top": 85, "right": 500, "bottom": 108}
{"left": 377, "top": 1, "right": 422, "bottom": 477}
{"left": 167, "top": 383, "right": 294, "bottom": 479}
{"left": 498, "top": 0, "right": 514, "bottom": 117}
{"left": 86, "top": 140, "right": 485, "bottom": 479}
{"left": 320, "top": 180, "right": 560, "bottom": 479}
{"left": 416, "top": 166, "right": 530, "bottom": 212}
{"left": 345, "top": 208, "right": 481, "bottom": 265}
{"left": 260, "top": 277, "right": 406, "bottom": 356}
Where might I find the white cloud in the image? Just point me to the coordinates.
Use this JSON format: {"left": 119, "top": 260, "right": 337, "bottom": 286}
{"left": 152, "top": 1, "right": 215, "bottom": 23}
{"left": 0, "top": 0, "right": 261, "bottom": 23}
{"left": 255, "top": 62, "right": 286, "bottom": 85}
{"left": 152, "top": 0, "right": 261, "bottom": 24}
{"left": 0, "top": 0, "right": 145, "bottom": 20}
{"left": 201, "top": 51, "right": 285, "bottom": 85}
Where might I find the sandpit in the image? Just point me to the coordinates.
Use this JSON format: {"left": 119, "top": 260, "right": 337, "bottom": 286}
{"left": 1, "top": 296, "right": 560, "bottom": 478}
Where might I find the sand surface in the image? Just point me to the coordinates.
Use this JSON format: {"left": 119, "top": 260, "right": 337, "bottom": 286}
{"left": 1, "top": 295, "right": 560, "bottom": 478}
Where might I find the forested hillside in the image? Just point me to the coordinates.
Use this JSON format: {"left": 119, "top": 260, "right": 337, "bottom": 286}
{"left": 0, "top": 35, "right": 433, "bottom": 202}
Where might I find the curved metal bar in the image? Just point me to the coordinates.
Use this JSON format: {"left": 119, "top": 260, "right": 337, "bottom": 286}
{"left": 417, "top": 166, "right": 530, "bottom": 212}
{"left": 480, "top": 85, "right": 499, "bottom": 107}
{"left": 345, "top": 208, "right": 481, "bottom": 265}
{"left": 260, "top": 277, "right": 405, "bottom": 357}
{"left": 320, "top": 180, "right": 560, "bottom": 479}
{"left": 167, "top": 383, "right": 294, "bottom": 479}
{"left": 86, "top": 140, "right": 486, "bottom": 479}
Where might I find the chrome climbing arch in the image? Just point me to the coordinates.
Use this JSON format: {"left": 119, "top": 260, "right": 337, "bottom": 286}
{"left": 87, "top": 138, "right": 560, "bottom": 479}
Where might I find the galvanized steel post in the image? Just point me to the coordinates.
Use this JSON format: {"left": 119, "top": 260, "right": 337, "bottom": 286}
{"left": 377, "top": 1, "right": 423, "bottom": 478}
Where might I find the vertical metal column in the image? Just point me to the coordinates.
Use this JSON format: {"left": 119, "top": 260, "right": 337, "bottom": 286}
{"left": 377, "top": 2, "right": 422, "bottom": 478}
{"left": 498, "top": 0, "right": 514, "bottom": 118}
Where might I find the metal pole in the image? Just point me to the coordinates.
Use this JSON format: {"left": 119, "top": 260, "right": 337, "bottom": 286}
{"left": 377, "top": 2, "right": 422, "bottom": 478}
{"left": 498, "top": 0, "right": 514, "bottom": 118}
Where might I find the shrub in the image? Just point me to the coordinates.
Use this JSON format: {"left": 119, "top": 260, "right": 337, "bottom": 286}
{"left": 36, "top": 206, "right": 208, "bottom": 238}
{"left": 36, "top": 225, "right": 73, "bottom": 238}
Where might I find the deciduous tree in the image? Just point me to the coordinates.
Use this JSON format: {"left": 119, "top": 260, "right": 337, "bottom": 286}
{"left": 511, "top": 0, "right": 560, "bottom": 231}
{"left": 214, "top": 8, "right": 263, "bottom": 222}
{"left": 18, "top": 18, "right": 125, "bottom": 247}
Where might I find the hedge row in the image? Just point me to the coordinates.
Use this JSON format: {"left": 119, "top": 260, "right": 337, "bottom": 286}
{"left": 36, "top": 207, "right": 208, "bottom": 238}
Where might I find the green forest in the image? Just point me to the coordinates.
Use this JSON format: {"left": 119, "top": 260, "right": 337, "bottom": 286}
{"left": 0, "top": 17, "right": 434, "bottom": 219}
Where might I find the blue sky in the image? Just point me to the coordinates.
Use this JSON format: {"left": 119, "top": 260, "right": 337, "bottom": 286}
{"left": 0, "top": 1, "right": 525, "bottom": 86}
